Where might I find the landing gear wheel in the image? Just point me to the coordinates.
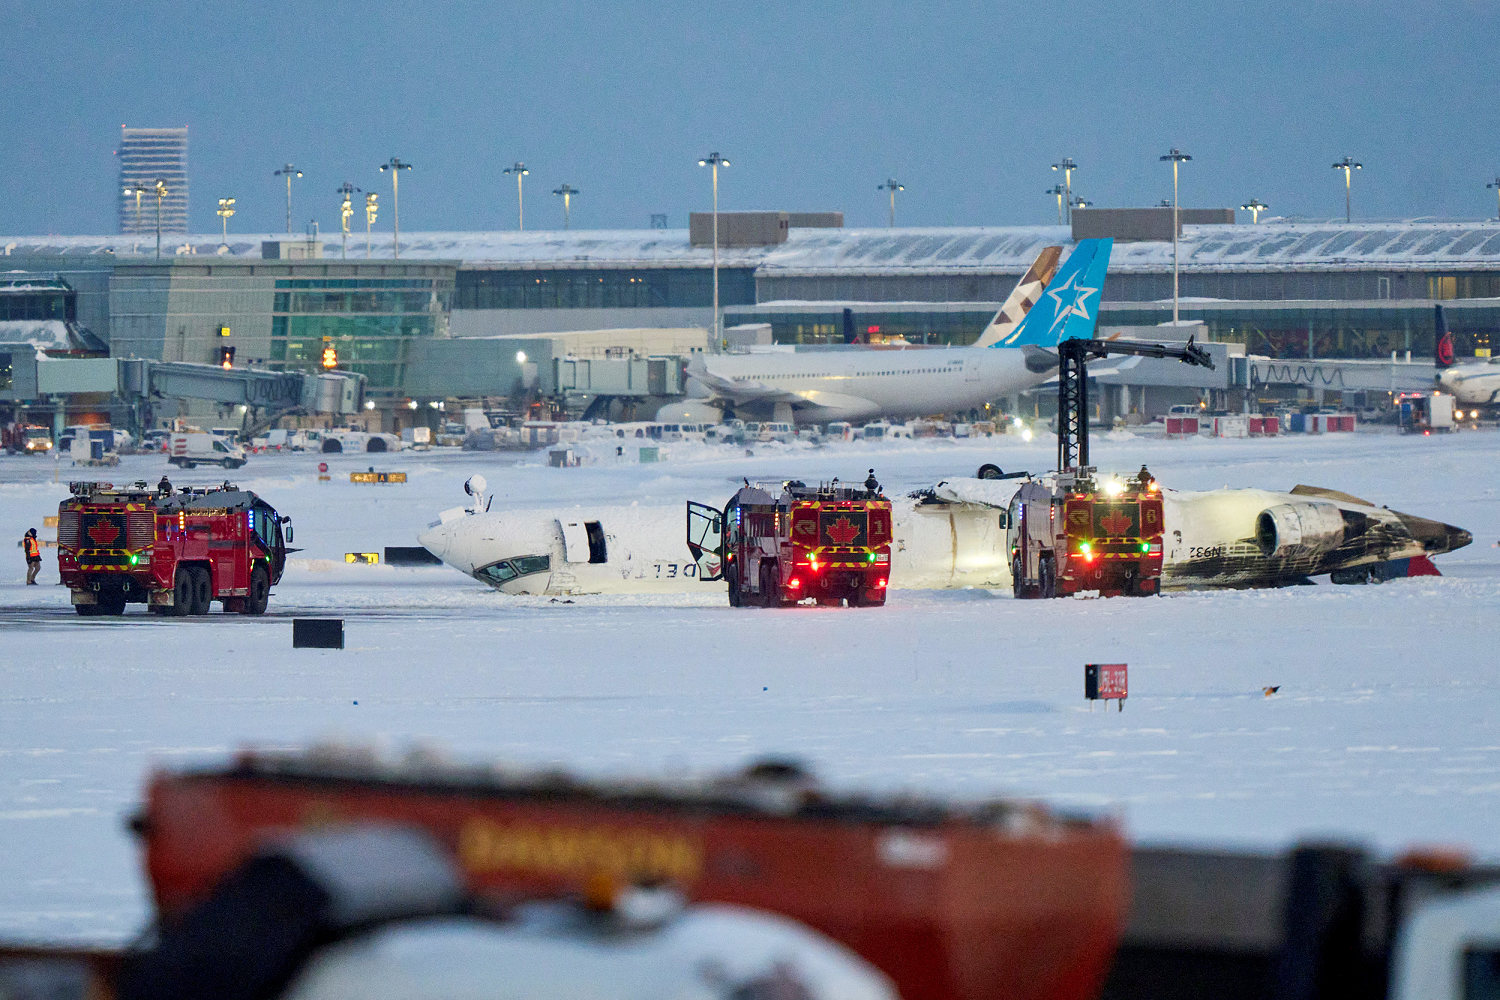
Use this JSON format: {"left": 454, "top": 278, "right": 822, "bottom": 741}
{"left": 245, "top": 566, "right": 270, "bottom": 615}
{"left": 977, "top": 463, "right": 1003, "bottom": 480}
{"left": 170, "top": 568, "right": 193, "bottom": 617}
{"left": 188, "top": 567, "right": 212, "bottom": 615}
{"left": 1039, "top": 556, "right": 1057, "bottom": 599}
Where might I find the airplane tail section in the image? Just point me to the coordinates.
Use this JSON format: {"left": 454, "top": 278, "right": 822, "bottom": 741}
{"left": 1435, "top": 304, "right": 1456, "bottom": 370}
{"left": 971, "top": 246, "right": 1062, "bottom": 348}
{"left": 991, "top": 238, "right": 1113, "bottom": 348}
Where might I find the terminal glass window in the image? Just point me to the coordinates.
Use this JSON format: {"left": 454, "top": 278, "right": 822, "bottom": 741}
{"left": 455, "top": 267, "right": 755, "bottom": 310}
{"left": 269, "top": 276, "right": 452, "bottom": 393}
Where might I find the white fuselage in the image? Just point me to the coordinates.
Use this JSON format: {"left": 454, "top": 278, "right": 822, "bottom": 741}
{"left": 419, "top": 479, "right": 1463, "bottom": 597}
{"left": 1438, "top": 361, "right": 1500, "bottom": 406}
{"left": 418, "top": 497, "right": 1011, "bottom": 596}
{"left": 695, "top": 347, "right": 1043, "bottom": 424}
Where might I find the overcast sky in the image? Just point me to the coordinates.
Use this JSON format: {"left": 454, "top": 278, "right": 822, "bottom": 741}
{"left": 3, "top": 1, "right": 1499, "bottom": 237}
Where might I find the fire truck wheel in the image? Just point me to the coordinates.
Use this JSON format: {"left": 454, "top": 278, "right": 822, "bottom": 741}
{"left": 74, "top": 602, "right": 101, "bottom": 617}
{"left": 246, "top": 566, "right": 270, "bottom": 615}
{"left": 726, "top": 571, "right": 741, "bottom": 607}
{"left": 170, "top": 569, "right": 193, "bottom": 616}
{"left": 97, "top": 591, "right": 127, "bottom": 616}
{"left": 1135, "top": 578, "right": 1160, "bottom": 597}
{"left": 188, "top": 568, "right": 213, "bottom": 614}
{"left": 1012, "top": 555, "right": 1029, "bottom": 598}
{"left": 759, "top": 564, "right": 781, "bottom": 608}
{"left": 1039, "top": 556, "right": 1057, "bottom": 599}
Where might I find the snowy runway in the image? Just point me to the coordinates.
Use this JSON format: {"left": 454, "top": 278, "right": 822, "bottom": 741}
{"left": 1, "top": 429, "right": 1497, "bottom": 943}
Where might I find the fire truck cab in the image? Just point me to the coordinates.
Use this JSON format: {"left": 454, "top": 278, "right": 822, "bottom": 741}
{"left": 58, "top": 481, "right": 291, "bottom": 616}
{"left": 687, "top": 480, "right": 893, "bottom": 607}
{"left": 1006, "top": 467, "right": 1164, "bottom": 598}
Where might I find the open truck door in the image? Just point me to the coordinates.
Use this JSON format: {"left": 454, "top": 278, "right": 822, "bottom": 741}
{"left": 686, "top": 501, "right": 725, "bottom": 581}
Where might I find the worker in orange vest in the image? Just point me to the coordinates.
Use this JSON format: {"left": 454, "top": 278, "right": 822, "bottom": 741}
{"left": 22, "top": 528, "right": 41, "bottom": 585}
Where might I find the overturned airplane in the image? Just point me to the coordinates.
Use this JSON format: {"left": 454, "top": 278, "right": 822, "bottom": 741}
{"left": 417, "top": 474, "right": 1470, "bottom": 597}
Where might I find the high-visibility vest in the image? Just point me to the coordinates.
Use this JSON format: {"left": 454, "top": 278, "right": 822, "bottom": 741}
{"left": 23, "top": 536, "right": 40, "bottom": 559}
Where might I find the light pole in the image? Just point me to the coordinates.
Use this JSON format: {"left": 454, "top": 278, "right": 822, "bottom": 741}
{"left": 124, "top": 184, "right": 147, "bottom": 254}
{"left": 1488, "top": 177, "right": 1500, "bottom": 222}
{"left": 364, "top": 193, "right": 378, "bottom": 258}
{"left": 379, "top": 157, "right": 411, "bottom": 258}
{"left": 274, "top": 164, "right": 302, "bottom": 235}
{"left": 1240, "top": 198, "right": 1269, "bottom": 224}
{"left": 698, "top": 152, "right": 730, "bottom": 349}
{"left": 878, "top": 178, "right": 904, "bottom": 228}
{"left": 152, "top": 178, "right": 169, "bottom": 259}
{"left": 216, "top": 197, "right": 236, "bottom": 247}
{"left": 1046, "top": 184, "right": 1067, "bottom": 224}
{"left": 552, "top": 184, "right": 579, "bottom": 229}
{"left": 1332, "top": 156, "right": 1361, "bottom": 222}
{"left": 1051, "top": 157, "right": 1078, "bottom": 223}
{"left": 1160, "top": 147, "right": 1191, "bottom": 326}
{"left": 337, "top": 182, "right": 360, "bottom": 259}
{"left": 504, "top": 162, "right": 529, "bottom": 230}
{"left": 1071, "top": 196, "right": 1091, "bottom": 213}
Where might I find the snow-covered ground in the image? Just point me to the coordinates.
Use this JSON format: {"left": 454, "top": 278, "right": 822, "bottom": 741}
{"left": 1, "top": 428, "right": 1497, "bottom": 944}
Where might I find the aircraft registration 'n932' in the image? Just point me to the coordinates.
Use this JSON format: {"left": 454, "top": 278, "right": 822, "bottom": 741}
{"left": 682, "top": 240, "right": 1112, "bottom": 426}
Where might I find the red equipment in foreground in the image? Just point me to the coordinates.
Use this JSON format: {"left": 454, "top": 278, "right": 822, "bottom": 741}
{"left": 133, "top": 750, "right": 1130, "bottom": 1000}
{"left": 688, "top": 480, "right": 893, "bottom": 607}
{"left": 57, "top": 481, "right": 291, "bottom": 616}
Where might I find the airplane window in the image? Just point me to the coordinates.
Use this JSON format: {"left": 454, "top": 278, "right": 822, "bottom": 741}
{"left": 513, "top": 554, "right": 551, "bottom": 576}
{"left": 475, "top": 561, "right": 518, "bottom": 584}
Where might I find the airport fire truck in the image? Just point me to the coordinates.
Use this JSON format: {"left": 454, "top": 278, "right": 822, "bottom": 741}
{"left": 1007, "top": 336, "right": 1213, "bottom": 599}
{"left": 1007, "top": 468, "right": 1166, "bottom": 598}
{"left": 57, "top": 480, "right": 291, "bottom": 616}
{"left": 687, "top": 479, "right": 892, "bottom": 607}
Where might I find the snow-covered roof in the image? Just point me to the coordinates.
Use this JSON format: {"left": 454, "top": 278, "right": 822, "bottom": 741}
{"left": 3, "top": 218, "right": 1500, "bottom": 273}
{"left": 0, "top": 320, "right": 106, "bottom": 353}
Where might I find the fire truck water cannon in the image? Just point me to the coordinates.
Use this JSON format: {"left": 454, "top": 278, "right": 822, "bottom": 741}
{"left": 57, "top": 480, "right": 292, "bottom": 617}
{"left": 1008, "top": 337, "right": 1210, "bottom": 599}
{"left": 687, "top": 476, "right": 894, "bottom": 607}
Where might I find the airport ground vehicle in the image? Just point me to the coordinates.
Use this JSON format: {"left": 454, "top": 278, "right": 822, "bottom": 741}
{"left": 130, "top": 750, "right": 1127, "bottom": 1000}
{"left": 168, "top": 431, "right": 247, "bottom": 469}
{"left": 57, "top": 480, "right": 290, "bottom": 616}
{"left": 1, "top": 422, "right": 52, "bottom": 453}
{"left": 1398, "top": 391, "right": 1455, "bottom": 433}
{"left": 1007, "top": 468, "right": 1166, "bottom": 598}
{"left": 688, "top": 479, "right": 893, "bottom": 607}
{"left": 1008, "top": 336, "right": 1210, "bottom": 599}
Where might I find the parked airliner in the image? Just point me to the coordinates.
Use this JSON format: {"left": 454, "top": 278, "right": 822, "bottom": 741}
{"left": 1435, "top": 305, "right": 1500, "bottom": 408}
{"left": 680, "top": 240, "right": 1111, "bottom": 425}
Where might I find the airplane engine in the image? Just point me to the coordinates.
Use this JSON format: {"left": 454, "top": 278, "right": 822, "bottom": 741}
{"left": 1255, "top": 502, "right": 1347, "bottom": 559}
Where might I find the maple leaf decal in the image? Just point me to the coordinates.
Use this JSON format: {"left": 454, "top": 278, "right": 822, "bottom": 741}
{"left": 825, "top": 516, "right": 862, "bottom": 546}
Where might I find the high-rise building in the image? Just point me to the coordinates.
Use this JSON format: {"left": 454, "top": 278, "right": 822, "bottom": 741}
{"left": 118, "top": 126, "right": 189, "bottom": 235}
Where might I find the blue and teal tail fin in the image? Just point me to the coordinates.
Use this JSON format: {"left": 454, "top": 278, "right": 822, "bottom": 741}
{"left": 992, "top": 237, "right": 1113, "bottom": 348}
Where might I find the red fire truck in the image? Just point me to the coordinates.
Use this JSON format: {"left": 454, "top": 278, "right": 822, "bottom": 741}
{"left": 1006, "top": 468, "right": 1165, "bottom": 598}
{"left": 687, "top": 480, "right": 892, "bottom": 607}
{"left": 57, "top": 481, "right": 291, "bottom": 616}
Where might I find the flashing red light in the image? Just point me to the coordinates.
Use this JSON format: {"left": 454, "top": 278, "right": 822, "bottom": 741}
{"left": 788, "top": 577, "right": 802, "bottom": 589}
{"left": 876, "top": 578, "right": 888, "bottom": 589}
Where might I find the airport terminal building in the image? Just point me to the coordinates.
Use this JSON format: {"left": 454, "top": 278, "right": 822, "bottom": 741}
{"left": 2, "top": 209, "right": 1497, "bottom": 421}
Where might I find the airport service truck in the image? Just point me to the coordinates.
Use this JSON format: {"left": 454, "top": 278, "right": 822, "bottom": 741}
{"left": 1006, "top": 468, "right": 1166, "bottom": 598}
{"left": 688, "top": 479, "right": 893, "bottom": 607}
{"left": 57, "top": 480, "right": 290, "bottom": 616}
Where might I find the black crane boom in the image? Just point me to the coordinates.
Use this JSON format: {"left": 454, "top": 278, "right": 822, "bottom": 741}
{"left": 1057, "top": 337, "right": 1215, "bottom": 471}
